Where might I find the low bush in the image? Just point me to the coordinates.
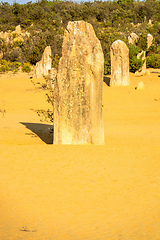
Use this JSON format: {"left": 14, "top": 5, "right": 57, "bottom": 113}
{"left": 146, "top": 54, "right": 160, "bottom": 68}
{"left": 10, "top": 61, "right": 21, "bottom": 72}
{"left": 22, "top": 63, "right": 31, "bottom": 72}
{"left": 129, "top": 45, "right": 144, "bottom": 72}
{"left": 12, "top": 69, "right": 18, "bottom": 73}
{"left": 104, "top": 59, "right": 111, "bottom": 75}
{"left": 51, "top": 53, "right": 60, "bottom": 69}
{"left": 129, "top": 56, "right": 144, "bottom": 73}
{"left": 135, "top": 32, "right": 148, "bottom": 51}
{"left": 13, "top": 61, "right": 21, "bottom": 68}
{"left": 0, "top": 64, "right": 10, "bottom": 72}
{"left": 104, "top": 52, "right": 111, "bottom": 75}
{"left": 0, "top": 59, "right": 10, "bottom": 72}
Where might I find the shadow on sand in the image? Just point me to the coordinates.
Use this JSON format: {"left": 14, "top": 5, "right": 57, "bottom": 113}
{"left": 103, "top": 76, "right": 110, "bottom": 86}
{"left": 20, "top": 122, "right": 53, "bottom": 144}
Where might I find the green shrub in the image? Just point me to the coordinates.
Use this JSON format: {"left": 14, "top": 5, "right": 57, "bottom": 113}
{"left": 104, "top": 60, "right": 111, "bottom": 75}
{"left": 11, "top": 61, "right": 21, "bottom": 68}
{"left": 22, "top": 63, "right": 31, "bottom": 72}
{"left": 28, "top": 38, "right": 47, "bottom": 65}
{"left": 51, "top": 53, "right": 60, "bottom": 69}
{"left": 0, "top": 64, "right": 10, "bottom": 72}
{"left": 0, "top": 60, "right": 22, "bottom": 73}
{"left": 10, "top": 61, "right": 21, "bottom": 72}
{"left": 12, "top": 69, "right": 18, "bottom": 73}
{"left": 129, "top": 45, "right": 144, "bottom": 73}
{"left": 14, "top": 61, "right": 21, "bottom": 68}
{"left": 0, "top": 59, "right": 10, "bottom": 72}
{"left": 11, "top": 39, "right": 24, "bottom": 48}
{"left": 4, "top": 48, "right": 22, "bottom": 62}
{"left": 104, "top": 52, "right": 111, "bottom": 75}
{"left": 135, "top": 32, "right": 148, "bottom": 51}
{"left": 129, "top": 56, "right": 144, "bottom": 73}
{"left": 129, "top": 44, "right": 141, "bottom": 57}
{"left": 146, "top": 54, "right": 160, "bottom": 68}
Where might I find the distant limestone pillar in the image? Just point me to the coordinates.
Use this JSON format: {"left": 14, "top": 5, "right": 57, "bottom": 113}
{"left": 53, "top": 21, "right": 104, "bottom": 145}
{"left": 147, "top": 34, "right": 153, "bottom": 49}
{"left": 135, "top": 34, "right": 153, "bottom": 76}
{"left": 35, "top": 46, "right": 52, "bottom": 78}
{"left": 128, "top": 32, "right": 138, "bottom": 45}
{"left": 110, "top": 40, "right": 130, "bottom": 86}
{"left": 135, "top": 51, "right": 146, "bottom": 76}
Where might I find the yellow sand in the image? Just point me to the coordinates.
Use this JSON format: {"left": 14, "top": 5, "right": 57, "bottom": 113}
{"left": 0, "top": 71, "right": 160, "bottom": 239}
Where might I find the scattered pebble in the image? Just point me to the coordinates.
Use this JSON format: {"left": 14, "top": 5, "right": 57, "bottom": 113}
{"left": 20, "top": 226, "right": 37, "bottom": 232}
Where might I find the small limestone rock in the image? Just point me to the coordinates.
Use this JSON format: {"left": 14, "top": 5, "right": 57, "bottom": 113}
{"left": 15, "top": 25, "right": 21, "bottom": 34}
{"left": 110, "top": 40, "right": 130, "bottom": 86}
{"left": 0, "top": 31, "right": 10, "bottom": 43}
{"left": 146, "top": 70, "right": 150, "bottom": 75}
{"left": 11, "top": 25, "right": 22, "bottom": 37}
{"left": 148, "top": 19, "right": 152, "bottom": 26}
{"left": 135, "top": 71, "right": 143, "bottom": 77}
{"left": 54, "top": 21, "right": 104, "bottom": 145}
{"left": 135, "top": 81, "right": 145, "bottom": 90}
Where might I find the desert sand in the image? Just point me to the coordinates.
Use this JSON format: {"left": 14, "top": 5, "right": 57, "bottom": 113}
{"left": 0, "top": 70, "right": 160, "bottom": 239}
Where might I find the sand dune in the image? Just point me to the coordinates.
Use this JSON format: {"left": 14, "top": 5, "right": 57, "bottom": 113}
{"left": 0, "top": 71, "right": 160, "bottom": 239}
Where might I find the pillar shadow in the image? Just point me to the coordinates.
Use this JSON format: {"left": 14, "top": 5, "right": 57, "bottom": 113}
{"left": 20, "top": 122, "right": 53, "bottom": 144}
{"left": 103, "top": 76, "right": 110, "bottom": 86}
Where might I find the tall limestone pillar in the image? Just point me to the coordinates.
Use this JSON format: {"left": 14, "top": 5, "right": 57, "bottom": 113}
{"left": 53, "top": 21, "right": 104, "bottom": 145}
{"left": 35, "top": 46, "right": 52, "bottom": 78}
{"left": 135, "top": 34, "right": 153, "bottom": 76}
{"left": 110, "top": 40, "right": 130, "bottom": 86}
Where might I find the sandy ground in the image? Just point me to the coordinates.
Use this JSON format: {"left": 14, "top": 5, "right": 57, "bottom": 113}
{"left": 0, "top": 70, "right": 160, "bottom": 240}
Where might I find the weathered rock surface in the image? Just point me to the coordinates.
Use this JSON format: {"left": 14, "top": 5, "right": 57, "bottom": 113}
{"left": 54, "top": 20, "right": 104, "bottom": 145}
{"left": 35, "top": 46, "right": 52, "bottom": 78}
{"left": 110, "top": 40, "right": 130, "bottom": 86}
{"left": 47, "top": 68, "right": 57, "bottom": 89}
{"left": 137, "top": 51, "right": 146, "bottom": 74}
{"left": 128, "top": 32, "right": 138, "bottom": 45}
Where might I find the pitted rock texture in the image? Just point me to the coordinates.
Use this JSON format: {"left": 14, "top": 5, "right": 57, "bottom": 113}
{"left": 35, "top": 46, "right": 52, "bottom": 78}
{"left": 110, "top": 40, "right": 130, "bottom": 86}
{"left": 54, "top": 21, "right": 104, "bottom": 145}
